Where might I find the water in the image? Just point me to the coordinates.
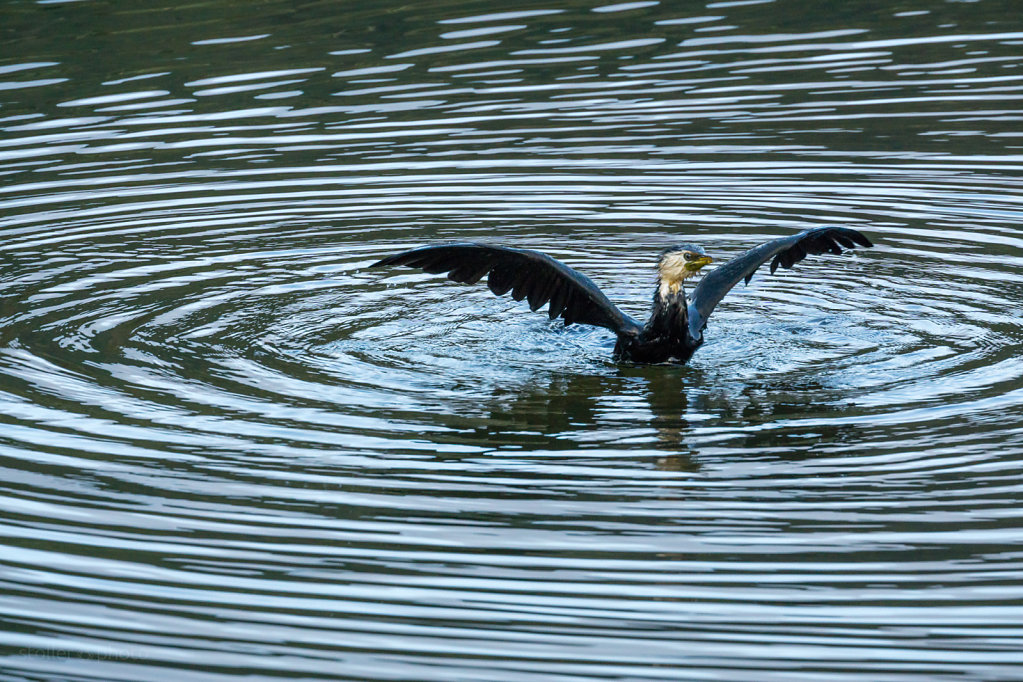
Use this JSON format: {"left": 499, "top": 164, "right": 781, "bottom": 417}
{"left": 3, "top": 0, "right": 1023, "bottom": 679}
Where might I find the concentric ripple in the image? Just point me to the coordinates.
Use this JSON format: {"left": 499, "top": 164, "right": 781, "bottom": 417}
{"left": 3, "top": 0, "right": 1023, "bottom": 680}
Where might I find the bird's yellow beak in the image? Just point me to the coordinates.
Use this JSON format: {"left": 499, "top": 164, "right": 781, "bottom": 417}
{"left": 688, "top": 255, "right": 713, "bottom": 271}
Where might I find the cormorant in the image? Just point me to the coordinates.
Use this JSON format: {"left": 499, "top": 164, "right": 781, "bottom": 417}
{"left": 371, "top": 226, "right": 873, "bottom": 364}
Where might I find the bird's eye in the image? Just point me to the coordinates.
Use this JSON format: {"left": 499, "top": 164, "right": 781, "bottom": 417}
{"left": 683, "top": 253, "right": 692, "bottom": 261}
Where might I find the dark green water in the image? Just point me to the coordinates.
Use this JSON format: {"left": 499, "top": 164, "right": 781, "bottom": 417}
{"left": 3, "top": 0, "right": 1023, "bottom": 679}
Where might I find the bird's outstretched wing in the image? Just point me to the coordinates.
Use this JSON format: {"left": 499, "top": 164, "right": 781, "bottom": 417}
{"left": 687, "top": 227, "right": 873, "bottom": 339}
{"left": 371, "top": 243, "right": 643, "bottom": 334}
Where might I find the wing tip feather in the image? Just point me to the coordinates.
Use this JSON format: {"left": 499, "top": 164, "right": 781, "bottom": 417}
{"left": 370, "top": 254, "right": 403, "bottom": 268}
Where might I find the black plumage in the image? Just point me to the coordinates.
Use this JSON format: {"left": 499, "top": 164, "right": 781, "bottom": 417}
{"left": 373, "top": 243, "right": 640, "bottom": 332}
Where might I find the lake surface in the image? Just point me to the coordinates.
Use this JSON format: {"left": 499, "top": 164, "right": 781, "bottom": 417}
{"left": 3, "top": 0, "right": 1023, "bottom": 679}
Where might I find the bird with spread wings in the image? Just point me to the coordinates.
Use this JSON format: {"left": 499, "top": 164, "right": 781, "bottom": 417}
{"left": 371, "top": 227, "right": 873, "bottom": 364}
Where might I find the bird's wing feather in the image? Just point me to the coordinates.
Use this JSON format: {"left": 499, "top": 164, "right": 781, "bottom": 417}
{"left": 372, "top": 243, "right": 642, "bottom": 334}
{"left": 687, "top": 227, "right": 872, "bottom": 339}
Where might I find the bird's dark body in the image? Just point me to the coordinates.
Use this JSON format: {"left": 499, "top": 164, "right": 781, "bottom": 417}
{"left": 614, "top": 290, "right": 701, "bottom": 364}
{"left": 370, "top": 226, "right": 873, "bottom": 365}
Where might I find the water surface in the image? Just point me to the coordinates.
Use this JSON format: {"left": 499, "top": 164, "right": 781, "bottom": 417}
{"left": 3, "top": 0, "right": 1023, "bottom": 679}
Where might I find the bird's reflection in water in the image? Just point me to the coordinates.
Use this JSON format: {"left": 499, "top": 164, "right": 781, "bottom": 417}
{"left": 474, "top": 361, "right": 861, "bottom": 472}
{"left": 478, "top": 362, "right": 699, "bottom": 471}
{"left": 616, "top": 364, "right": 700, "bottom": 472}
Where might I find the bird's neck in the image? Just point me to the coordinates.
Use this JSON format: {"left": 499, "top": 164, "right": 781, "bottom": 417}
{"left": 657, "top": 273, "right": 691, "bottom": 300}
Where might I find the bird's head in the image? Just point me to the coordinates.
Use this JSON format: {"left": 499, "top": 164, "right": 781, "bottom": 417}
{"left": 658, "top": 244, "right": 713, "bottom": 295}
